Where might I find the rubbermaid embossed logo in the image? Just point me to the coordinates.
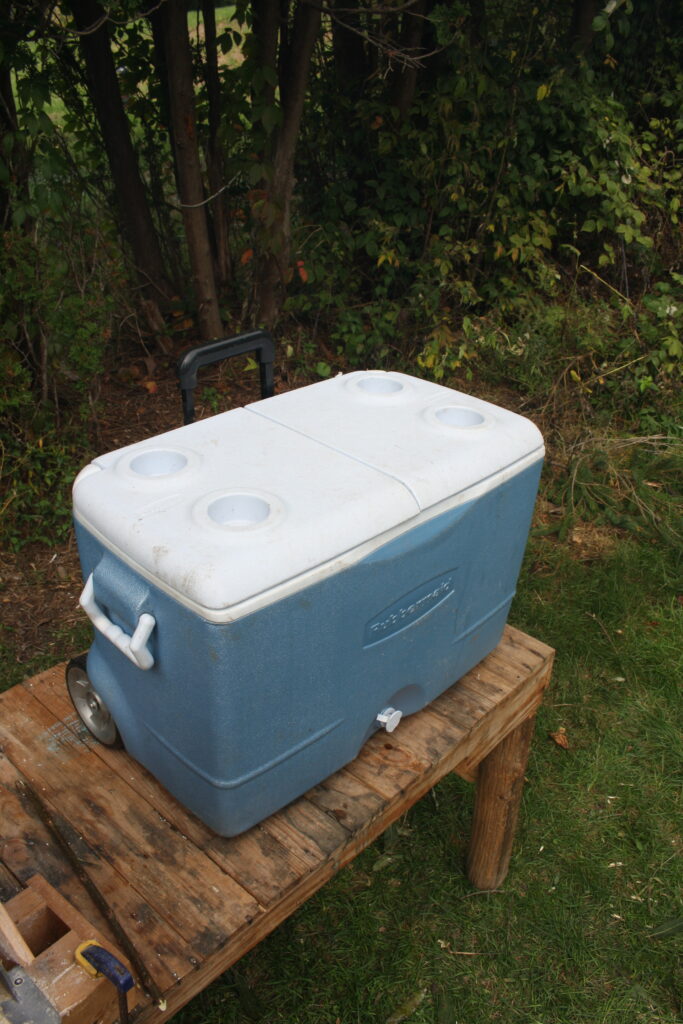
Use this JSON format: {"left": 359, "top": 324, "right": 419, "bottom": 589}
{"left": 363, "top": 571, "right": 456, "bottom": 647}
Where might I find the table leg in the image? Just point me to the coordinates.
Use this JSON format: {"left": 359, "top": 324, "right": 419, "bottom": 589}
{"left": 466, "top": 714, "right": 537, "bottom": 891}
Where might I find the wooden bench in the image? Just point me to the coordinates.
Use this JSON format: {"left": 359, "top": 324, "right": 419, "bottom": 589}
{"left": 0, "top": 625, "right": 553, "bottom": 1024}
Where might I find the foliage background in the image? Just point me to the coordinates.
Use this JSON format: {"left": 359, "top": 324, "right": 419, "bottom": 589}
{"left": 0, "top": 2, "right": 681, "bottom": 1020}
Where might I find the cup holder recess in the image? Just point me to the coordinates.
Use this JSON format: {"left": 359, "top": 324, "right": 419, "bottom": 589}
{"left": 208, "top": 494, "right": 271, "bottom": 527}
{"left": 130, "top": 449, "right": 189, "bottom": 477}
{"left": 434, "top": 406, "right": 486, "bottom": 428}
{"left": 356, "top": 376, "right": 404, "bottom": 395}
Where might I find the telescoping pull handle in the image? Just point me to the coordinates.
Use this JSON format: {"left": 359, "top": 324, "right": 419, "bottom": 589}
{"left": 177, "top": 329, "right": 275, "bottom": 425}
{"left": 79, "top": 574, "right": 156, "bottom": 671}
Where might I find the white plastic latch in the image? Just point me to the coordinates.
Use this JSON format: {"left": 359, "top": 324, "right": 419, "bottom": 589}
{"left": 376, "top": 707, "right": 403, "bottom": 733}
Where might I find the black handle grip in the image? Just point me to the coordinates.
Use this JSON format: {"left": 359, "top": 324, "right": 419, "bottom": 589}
{"left": 177, "top": 330, "right": 275, "bottom": 424}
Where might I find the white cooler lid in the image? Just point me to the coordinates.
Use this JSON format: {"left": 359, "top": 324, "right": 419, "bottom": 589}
{"left": 73, "top": 373, "right": 544, "bottom": 621}
{"left": 247, "top": 371, "right": 544, "bottom": 511}
{"left": 73, "top": 408, "right": 419, "bottom": 618}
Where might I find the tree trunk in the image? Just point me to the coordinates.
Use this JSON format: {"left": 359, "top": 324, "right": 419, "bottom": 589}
{"left": 201, "top": 0, "right": 232, "bottom": 288}
{"left": 252, "top": 0, "right": 321, "bottom": 327}
{"left": 0, "top": 56, "right": 38, "bottom": 383}
{"left": 390, "top": 0, "right": 427, "bottom": 122}
{"left": 146, "top": 8, "right": 185, "bottom": 288}
{"left": 468, "top": 0, "right": 487, "bottom": 51}
{"left": 570, "top": 0, "right": 598, "bottom": 53}
{"left": 251, "top": 0, "right": 280, "bottom": 127}
{"left": 0, "top": 62, "right": 20, "bottom": 230}
{"left": 67, "top": 0, "right": 174, "bottom": 307}
{"left": 160, "top": 0, "right": 223, "bottom": 341}
{"left": 331, "top": 2, "right": 368, "bottom": 94}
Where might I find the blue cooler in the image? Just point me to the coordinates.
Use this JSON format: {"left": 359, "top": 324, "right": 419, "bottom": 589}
{"left": 71, "top": 371, "right": 544, "bottom": 835}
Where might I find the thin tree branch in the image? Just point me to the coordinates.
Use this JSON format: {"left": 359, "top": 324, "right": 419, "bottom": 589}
{"left": 171, "top": 177, "right": 238, "bottom": 210}
{"left": 59, "top": 0, "right": 167, "bottom": 36}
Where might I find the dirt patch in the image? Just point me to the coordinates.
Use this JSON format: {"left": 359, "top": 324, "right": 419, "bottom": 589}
{"left": 568, "top": 522, "right": 619, "bottom": 561}
{"left": 533, "top": 496, "right": 623, "bottom": 562}
{"left": 0, "top": 540, "right": 84, "bottom": 673}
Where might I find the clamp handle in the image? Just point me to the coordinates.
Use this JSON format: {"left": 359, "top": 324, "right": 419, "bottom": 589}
{"left": 76, "top": 941, "right": 134, "bottom": 1024}
{"left": 75, "top": 941, "right": 134, "bottom": 992}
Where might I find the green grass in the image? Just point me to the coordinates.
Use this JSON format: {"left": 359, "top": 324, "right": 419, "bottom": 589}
{"left": 173, "top": 534, "right": 682, "bottom": 1024}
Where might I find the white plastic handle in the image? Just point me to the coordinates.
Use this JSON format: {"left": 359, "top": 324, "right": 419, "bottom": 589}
{"left": 79, "top": 573, "right": 156, "bottom": 670}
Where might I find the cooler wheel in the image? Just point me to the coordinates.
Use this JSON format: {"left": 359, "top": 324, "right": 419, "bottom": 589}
{"left": 66, "top": 654, "right": 123, "bottom": 748}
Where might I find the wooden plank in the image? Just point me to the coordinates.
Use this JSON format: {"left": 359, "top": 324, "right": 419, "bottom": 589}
{"left": 0, "top": 863, "right": 22, "bottom": 903}
{"left": 431, "top": 681, "right": 493, "bottom": 734}
{"left": 0, "top": 754, "right": 189, "bottom": 994}
{"left": 305, "top": 769, "right": 386, "bottom": 832}
{"left": 0, "top": 898, "right": 34, "bottom": 966}
{"left": 3, "top": 887, "right": 65, "bottom": 961}
{"left": 455, "top": 654, "right": 523, "bottom": 704}
{"left": 204, "top": 827, "right": 310, "bottom": 909}
{"left": 0, "top": 686, "right": 259, "bottom": 970}
{"left": 499, "top": 625, "right": 554, "bottom": 672}
{"left": 381, "top": 707, "right": 467, "bottom": 766}
{"left": 435, "top": 648, "right": 553, "bottom": 780}
{"left": 26, "top": 875, "right": 125, "bottom": 961}
{"left": 26, "top": 931, "right": 122, "bottom": 1024}
{"left": 22, "top": 666, "right": 214, "bottom": 851}
{"left": 344, "top": 734, "right": 430, "bottom": 799}
{"left": 263, "top": 798, "right": 351, "bottom": 865}
{"left": 448, "top": 670, "right": 550, "bottom": 781}
{"left": 0, "top": 756, "right": 114, "bottom": 941}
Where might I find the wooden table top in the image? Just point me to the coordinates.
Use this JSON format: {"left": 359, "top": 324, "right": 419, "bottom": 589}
{"left": 0, "top": 624, "right": 553, "bottom": 1023}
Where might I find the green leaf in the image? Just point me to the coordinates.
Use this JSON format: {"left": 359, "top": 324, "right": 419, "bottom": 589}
{"left": 247, "top": 163, "right": 267, "bottom": 185}
{"left": 536, "top": 83, "right": 549, "bottom": 101}
{"left": 261, "top": 64, "right": 278, "bottom": 87}
{"left": 261, "top": 105, "right": 281, "bottom": 133}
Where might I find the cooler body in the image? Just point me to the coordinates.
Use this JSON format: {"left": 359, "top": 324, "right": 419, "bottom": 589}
{"left": 74, "top": 460, "right": 540, "bottom": 836}
{"left": 72, "top": 371, "right": 544, "bottom": 835}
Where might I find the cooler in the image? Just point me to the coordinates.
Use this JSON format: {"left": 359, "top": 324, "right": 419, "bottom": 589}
{"left": 71, "top": 370, "right": 544, "bottom": 836}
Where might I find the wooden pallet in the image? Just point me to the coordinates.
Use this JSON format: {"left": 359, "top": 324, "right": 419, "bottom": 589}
{"left": 0, "top": 625, "right": 553, "bottom": 1023}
